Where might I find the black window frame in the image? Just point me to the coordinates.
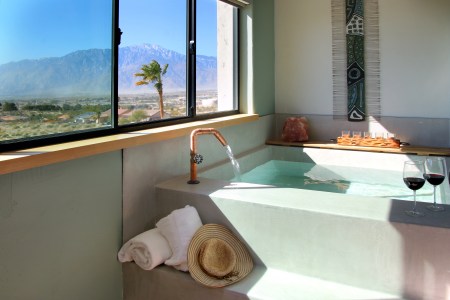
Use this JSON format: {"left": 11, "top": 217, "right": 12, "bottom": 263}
{"left": 0, "top": 0, "right": 240, "bottom": 152}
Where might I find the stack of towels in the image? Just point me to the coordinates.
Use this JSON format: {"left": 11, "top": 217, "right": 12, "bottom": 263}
{"left": 118, "top": 205, "right": 203, "bottom": 271}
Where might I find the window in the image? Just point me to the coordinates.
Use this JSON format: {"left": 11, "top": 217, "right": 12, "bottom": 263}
{"left": 118, "top": 0, "right": 187, "bottom": 125}
{"left": 0, "top": 0, "right": 242, "bottom": 151}
{"left": 118, "top": 0, "right": 239, "bottom": 125}
{"left": 196, "top": 0, "right": 238, "bottom": 115}
{"left": 0, "top": 0, "right": 113, "bottom": 144}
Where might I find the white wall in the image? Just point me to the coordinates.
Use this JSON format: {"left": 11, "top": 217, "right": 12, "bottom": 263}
{"left": 275, "top": 0, "right": 450, "bottom": 118}
{"left": 380, "top": 0, "right": 450, "bottom": 117}
{"left": 275, "top": 0, "right": 333, "bottom": 115}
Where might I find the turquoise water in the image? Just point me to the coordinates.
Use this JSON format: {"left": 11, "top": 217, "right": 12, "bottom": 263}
{"left": 232, "top": 160, "right": 435, "bottom": 201}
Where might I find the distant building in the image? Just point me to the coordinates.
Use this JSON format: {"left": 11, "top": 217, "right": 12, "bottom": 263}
{"left": 145, "top": 109, "right": 162, "bottom": 121}
{"left": 58, "top": 114, "right": 71, "bottom": 122}
{"left": 74, "top": 112, "right": 97, "bottom": 123}
{"left": 0, "top": 115, "right": 27, "bottom": 122}
{"left": 198, "top": 98, "right": 217, "bottom": 107}
{"left": 117, "top": 108, "right": 133, "bottom": 119}
{"left": 120, "top": 109, "right": 162, "bottom": 122}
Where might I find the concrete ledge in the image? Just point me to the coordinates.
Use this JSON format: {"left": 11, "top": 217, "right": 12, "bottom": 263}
{"left": 123, "top": 263, "right": 251, "bottom": 300}
{"left": 154, "top": 176, "right": 450, "bottom": 299}
{"left": 123, "top": 263, "right": 403, "bottom": 300}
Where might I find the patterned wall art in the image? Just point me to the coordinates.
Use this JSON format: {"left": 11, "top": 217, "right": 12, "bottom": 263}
{"left": 346, "top": 0, "right": 365, "bottom": 121}
{"left": 332, "top": 0, "right": 380, "bottom": 121}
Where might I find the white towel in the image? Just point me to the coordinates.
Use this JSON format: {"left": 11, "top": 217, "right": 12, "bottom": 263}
{"left": 118, "top": 228, "right": 172, "bottom": 270}
{"left": 156, "top": 205, "right": 203, "bottom": 271}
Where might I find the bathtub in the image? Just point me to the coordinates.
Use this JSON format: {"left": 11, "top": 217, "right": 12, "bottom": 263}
{"left": 200, "top": 145, "right": 449, "bottom": 204}
{"left": 155, "top": 145, "right": 450, "bottom": 298}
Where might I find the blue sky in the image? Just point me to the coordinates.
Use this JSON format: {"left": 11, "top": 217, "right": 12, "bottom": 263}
{"left": 120, "top": 0, "right": 217, "bottom": 56}
{"left": 0, "top": 0, "right": 217, "bottom": 65}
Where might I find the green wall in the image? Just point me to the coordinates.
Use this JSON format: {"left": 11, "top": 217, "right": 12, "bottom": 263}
{"left": 0, "top": 152, "right": 123, "bottom": 300}
{"left": 253, "top": 0, "right": 275, "bottom": 116}
{"left": 240, "top": 0, "right": 275, "bottom": 116}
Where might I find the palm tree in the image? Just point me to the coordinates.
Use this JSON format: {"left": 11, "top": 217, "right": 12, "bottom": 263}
{"left": 134, "top": 60, "right": 169, "bottom": 119}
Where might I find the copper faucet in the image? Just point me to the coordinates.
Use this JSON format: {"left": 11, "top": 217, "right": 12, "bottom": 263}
{"left": 188, "top": 128, "right": 228, "bottom": 184}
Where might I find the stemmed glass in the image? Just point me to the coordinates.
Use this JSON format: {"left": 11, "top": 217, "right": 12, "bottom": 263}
{"left": 424, "top": 157, "right": 446, "bottom": 212}
{"left": 403, "top": 160, "right": 426, "bottom": 217}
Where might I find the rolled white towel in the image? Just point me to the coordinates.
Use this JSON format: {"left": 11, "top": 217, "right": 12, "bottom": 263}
{"left": 118, "top": 228, "right": 172, "bottom": 270}
{"left": 156, "top": 205, "right": 203, "bottom": 271}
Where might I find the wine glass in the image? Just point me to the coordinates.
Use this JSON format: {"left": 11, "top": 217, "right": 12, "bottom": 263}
{"left": 424, "top": 157, "right": 446, "bottom": 212}
{"left": 403, "top": 160, "right": 426, "bottom": 217}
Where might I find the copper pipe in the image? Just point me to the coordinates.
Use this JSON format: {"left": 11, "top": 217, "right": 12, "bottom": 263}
{"left": 188, "top": 128, "right": 229, "bottom": 184}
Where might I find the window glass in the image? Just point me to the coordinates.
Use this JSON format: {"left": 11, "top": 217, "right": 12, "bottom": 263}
{"left": 0, "top": 0, "right": 240, "bottom": 149}
{"left": 0, "top": 0, "right": 113, "bottom": 142}
{"left": 196, "top": 0, "right": 238, "bottom": 115}
{"left": 118, "top": 0, "right": 187, "bottom": 125}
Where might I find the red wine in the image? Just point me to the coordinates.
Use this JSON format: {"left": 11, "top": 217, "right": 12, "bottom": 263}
{"left": 403, "top": 177, "right": 425, "bottom": 190}
{"left": 424, "top": 173, "right": 445, "bottom": 186}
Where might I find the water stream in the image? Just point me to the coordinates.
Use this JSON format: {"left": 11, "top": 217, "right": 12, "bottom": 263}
{"left": 224, "top": 145, "right": 242, "bottom": 181}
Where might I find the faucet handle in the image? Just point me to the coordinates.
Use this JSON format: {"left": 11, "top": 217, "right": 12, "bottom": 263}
{"left": 192, "top": 153, "right": 203, "bottom": 164}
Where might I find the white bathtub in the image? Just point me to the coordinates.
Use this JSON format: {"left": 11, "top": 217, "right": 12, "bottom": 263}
{"left": 200, "top": 145, "right": 449, "bottom": 204}
{"left": 156, "top": 145, "right": 450, "bottom": 298}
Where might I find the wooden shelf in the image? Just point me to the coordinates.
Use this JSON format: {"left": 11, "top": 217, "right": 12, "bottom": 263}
{"left": 266, "top": 140, "right": 450, "bottom": 157}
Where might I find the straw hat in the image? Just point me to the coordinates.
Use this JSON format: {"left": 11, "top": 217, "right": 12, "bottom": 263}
{"left": 187, "top": 224, "right": 253, "bottom": 288}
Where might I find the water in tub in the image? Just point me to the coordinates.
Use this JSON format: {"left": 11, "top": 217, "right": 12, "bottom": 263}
{"left": 231, "top": 160, "right": 436, "bottom": 202}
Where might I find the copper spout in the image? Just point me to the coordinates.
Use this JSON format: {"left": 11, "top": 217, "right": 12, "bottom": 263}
{"left": 188, "top": 128, "right": 229, "bottom": 184}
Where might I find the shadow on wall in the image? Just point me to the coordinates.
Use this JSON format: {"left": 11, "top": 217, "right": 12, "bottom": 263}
{"left": 388, "top": 199, "right": 450, "bottom": 299}
{"left": 388, "top": 148, "right": 450, "bottom": 300}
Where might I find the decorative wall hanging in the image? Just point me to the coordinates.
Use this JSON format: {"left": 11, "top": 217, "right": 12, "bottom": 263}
{"left": 332, "top": 0, "right": 380, "bottom": 121}
{"left": 346, "top": 0, "right": 365, "bottom": 121}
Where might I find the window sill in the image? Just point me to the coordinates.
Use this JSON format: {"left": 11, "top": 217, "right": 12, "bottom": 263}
{"left": 0, "top": 114, "right": 259, "bottom": 175}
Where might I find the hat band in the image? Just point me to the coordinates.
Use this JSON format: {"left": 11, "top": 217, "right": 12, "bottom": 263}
{"left": 199, "top": 264, "right": 239, "bottom": 282}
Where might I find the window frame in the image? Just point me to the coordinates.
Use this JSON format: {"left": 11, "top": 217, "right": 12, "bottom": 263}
{"left": 0, "top": 0, "right": 240, "bottom": 152}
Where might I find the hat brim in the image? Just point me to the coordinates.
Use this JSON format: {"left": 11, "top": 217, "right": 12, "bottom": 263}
{"left": 188, "top": 224, "right": 253, "bottom": 288}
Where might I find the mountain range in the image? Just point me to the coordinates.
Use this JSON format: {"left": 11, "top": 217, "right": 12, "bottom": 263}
{"left": 0, "top": 44, "right": 217, "bottom": 98}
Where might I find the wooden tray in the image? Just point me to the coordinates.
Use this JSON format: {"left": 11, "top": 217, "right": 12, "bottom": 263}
{"left": 337, "top": 136, "right": 400, "bottom": 148}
